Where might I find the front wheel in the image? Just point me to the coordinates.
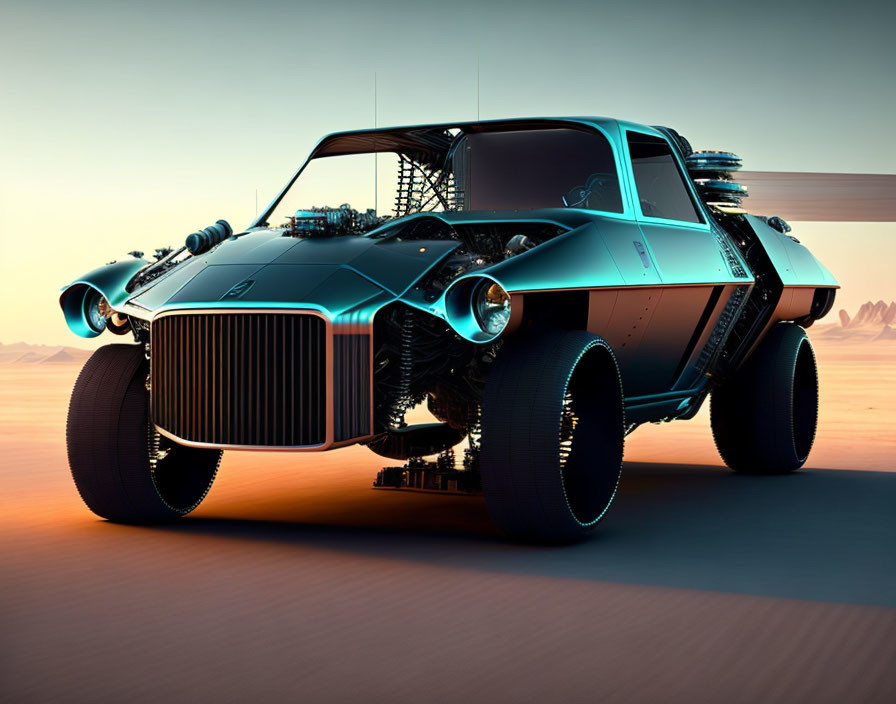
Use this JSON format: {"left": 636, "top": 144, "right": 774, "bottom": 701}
{"left": 480, "top": 331, "right": 625, "bottom": 543}
{"left": 66, "top": 344, "right": 222, "bottom": 523}
{"left": 711, "top": 322, "right": 819, "bottom": 474}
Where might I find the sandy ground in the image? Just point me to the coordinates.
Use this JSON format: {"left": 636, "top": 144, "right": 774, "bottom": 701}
{"left": 1, "top": 338, "right": 894, "bottom": 702}
{"left": 625, "top": 338, "right": 896, "bottom": 471}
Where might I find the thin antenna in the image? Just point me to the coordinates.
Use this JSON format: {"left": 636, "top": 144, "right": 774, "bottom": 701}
{"left": 374, "top": 72, "right": 378, "bottom": 213}
{"left": 476, "top": 35, "right": 481, "bottom": 120}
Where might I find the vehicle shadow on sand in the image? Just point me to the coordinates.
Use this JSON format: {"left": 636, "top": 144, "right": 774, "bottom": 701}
{"left": 154, "top": 461, "right": 896, "bottom": 608}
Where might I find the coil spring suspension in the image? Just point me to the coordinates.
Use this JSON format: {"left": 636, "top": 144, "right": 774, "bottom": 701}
{"left": 386, "top": 309, "right": 417, "bottom": 429}
{"left": 462, "top": 414, "right": 482, "bottom": 472}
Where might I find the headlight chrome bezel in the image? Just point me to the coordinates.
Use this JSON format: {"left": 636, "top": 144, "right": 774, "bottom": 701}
{"left": 444, "top": 275, "right": 512, "bottom": 343}
{"left": 473, "top": 281, "right": 511, "bottom": 337}
{"left": 82, "top": 288, "right": 109, "bottom": 334}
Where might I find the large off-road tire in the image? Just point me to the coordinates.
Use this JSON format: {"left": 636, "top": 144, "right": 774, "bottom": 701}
{"left": 711, "top": 322, "right": 818, "bottom": 474}
{"left": 480, "top": 331, "right": 625, "bottom": 543}
{"left": 67, "top": 344, "right": 222, "bottom": 523}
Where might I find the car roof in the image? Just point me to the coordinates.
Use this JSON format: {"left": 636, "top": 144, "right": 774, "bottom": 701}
{"left": 308, "top": 117, "right": 667, "bottom": 159}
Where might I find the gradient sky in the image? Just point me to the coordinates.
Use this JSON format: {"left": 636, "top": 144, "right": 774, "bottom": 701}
{"left": 1, "top": 0, "right": 894, "bottom": 345}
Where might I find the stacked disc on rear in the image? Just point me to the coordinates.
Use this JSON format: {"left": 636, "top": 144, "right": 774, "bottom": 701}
{"left": 685, "top": 151, "right": 748, "bottom": 212}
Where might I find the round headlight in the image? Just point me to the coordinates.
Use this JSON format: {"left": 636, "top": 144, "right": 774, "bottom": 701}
{"left": 83, "top": 289, "right": 108, "bottom": 334}
{"left": 474, "top": 282, "right": 511, "bottom": 336}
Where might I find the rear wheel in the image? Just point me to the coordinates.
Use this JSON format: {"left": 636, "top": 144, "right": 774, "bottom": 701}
{"left": 480, "top": 331, "right": 625, "bottom": 543}
{"left": 711, "top": 323, "right": 818, "bottom": 474}
{"left": 67, "top": 344, "right": 221, "bottom": 523}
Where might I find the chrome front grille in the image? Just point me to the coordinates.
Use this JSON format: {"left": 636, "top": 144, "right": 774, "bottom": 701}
{"left": 151, "top": 311, "right": 327, "bottom": 447}
{"left": 333, "top": 333, "right": 371, "bottom": 442}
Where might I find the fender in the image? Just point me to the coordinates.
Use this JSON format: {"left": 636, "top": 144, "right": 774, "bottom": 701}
{"left": 59, "top": 259, "right": 147, "bottom": 337}
{"left": 742, "top": 214, "right": 838, "bottom": 288}
{"left": 433, "top": 220, "right": 644, "bottom": 342}
{"left": 478, "top": 221, "right": 635, "bottom": 292}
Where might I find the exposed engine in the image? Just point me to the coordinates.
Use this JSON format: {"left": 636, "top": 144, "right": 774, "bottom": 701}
{"left": 367, "top": 218, "right": 567, "bottom": 462}
{"left": 379, "top": 217, "right": 565, "bottom": 301}
{"left": 282, "top": 204, "right": 391, "bottom": 238}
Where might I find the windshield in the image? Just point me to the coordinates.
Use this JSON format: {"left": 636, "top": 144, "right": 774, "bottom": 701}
{"left": 265, "top": 125, "right": 622, "bottom": 229}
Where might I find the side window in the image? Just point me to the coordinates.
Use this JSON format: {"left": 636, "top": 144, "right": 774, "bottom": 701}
{"left": 627, "top": 132, "right": 702, "bottom": 223}
{"left": 453, "top": 128, "right": 623, "bottom": 213}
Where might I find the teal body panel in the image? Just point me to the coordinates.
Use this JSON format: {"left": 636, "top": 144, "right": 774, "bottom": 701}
{"left": 122, "top": 231, "right": 462, "bottom": 323}
{"left": 61, "top": 115, "right": 838, "bottom": 408}
{"left": 167, "top": 265, "right": 386, "bottom": 318}
{"left": 743, "top": 214, "right": 838, "bottom": 287}
{"left": 62, "top": 259, "right": 148, "bottom": 308}
{"left": 60, "top": 259, "right": 148, "bottom": 338}
{"left": 460, "top": 220, "right": 658, "bottom": 293}
{"left": 125, "top": 256, "right": 208, "bottom": 311}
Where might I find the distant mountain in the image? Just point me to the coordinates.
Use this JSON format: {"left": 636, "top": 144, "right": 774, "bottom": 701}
{"left": 42, "top": 348, "right": 93, "bottom": 364}
{"left": 13, "top": 351, "right": 47, "bottom": 364}
{"left": 0, "top": 342, "right": 61, "bottom": 363}
{"left": 0, "top": 342, "right": 93, "bottom": 365}
{"left": 815, "top": 300, "right": 896, "bottom": 342}
{"left": 875, "top": 325, "right": 896, "bottom": 342}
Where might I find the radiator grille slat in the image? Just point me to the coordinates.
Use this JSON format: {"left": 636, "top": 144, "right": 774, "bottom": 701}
{"left": 334, "top": 334, "right": 371, "bottom": 442}
{"left": 151, "top": 312, "right": 327, "bottom": 447}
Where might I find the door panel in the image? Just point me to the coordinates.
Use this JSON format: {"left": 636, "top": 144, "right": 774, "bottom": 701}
{"left": 593, "top": 218, "right": 662, "bottom": 286}
{"left": 638, "top": 222, "right": 729, "bottom": 285}
{"left": 589, "top": 285, "right": 715, "bottom": 396}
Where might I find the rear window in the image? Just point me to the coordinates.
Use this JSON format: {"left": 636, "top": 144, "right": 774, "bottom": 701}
{"left": 627, "top": 132, "right": 702, "bottom": 223}
{"left": 455, "top": 128, "right": 622, "bottom": 213}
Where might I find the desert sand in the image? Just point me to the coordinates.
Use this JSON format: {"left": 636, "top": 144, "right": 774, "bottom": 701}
{"left": 1, "top": 335, "right": 894, "bottom": 702}
{"left": 627, "top": 336, "right": 896, "bottom": 471}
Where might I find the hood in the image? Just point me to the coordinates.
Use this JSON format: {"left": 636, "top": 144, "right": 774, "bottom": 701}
{"left": 126, "top": 230, "right": 460, "bottom": 317}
